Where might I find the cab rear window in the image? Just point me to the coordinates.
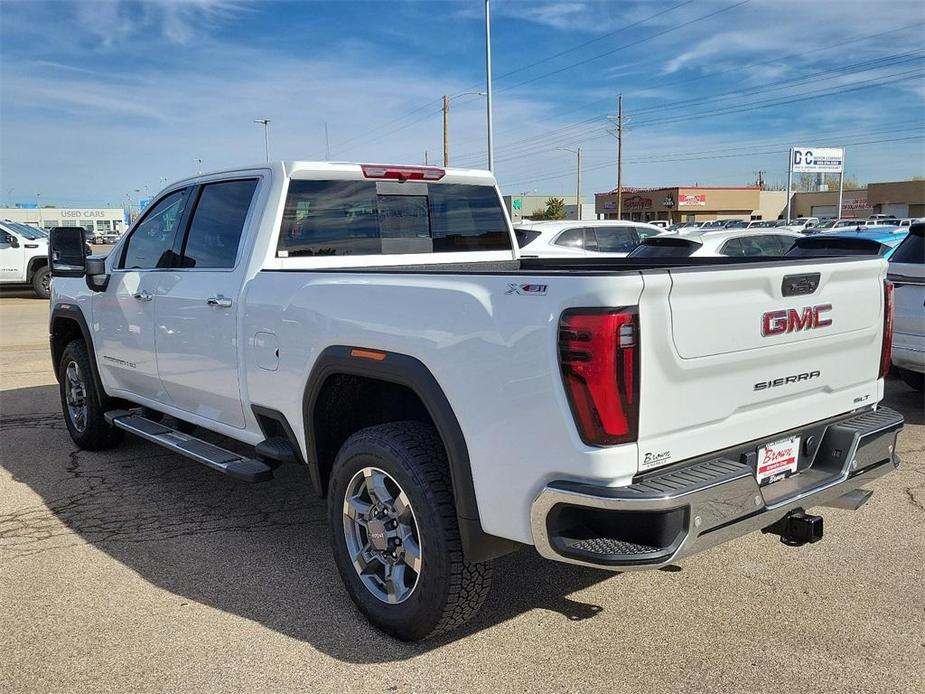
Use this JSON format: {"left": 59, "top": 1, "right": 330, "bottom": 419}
{"left": 278, "top": 180, "right": 511, "bottom": 257}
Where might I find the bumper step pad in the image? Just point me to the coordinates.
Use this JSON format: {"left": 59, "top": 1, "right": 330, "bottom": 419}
{"left": 105, "top": 410, "right": 274, "bottom": 483}
{"left": 532, "top": 406, "right": 904, "bottom": 570}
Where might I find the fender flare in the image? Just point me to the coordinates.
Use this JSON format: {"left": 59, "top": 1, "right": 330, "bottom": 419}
{"left": 49, "top": 304, "right": 100, "bottom": 385}
{"left": 302, "top": 345, "right": 519, "bottom": 563}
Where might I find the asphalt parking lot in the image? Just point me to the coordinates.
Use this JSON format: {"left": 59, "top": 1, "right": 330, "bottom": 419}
{"left": 0, "top": 288, "right": 923, "bottom": 694}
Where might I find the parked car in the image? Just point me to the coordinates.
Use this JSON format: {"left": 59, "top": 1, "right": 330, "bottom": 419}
{"left": 868, "top": 214, "right": 899, "bottom": 223}
{"left": 648, "top": 220, "right": 671, "bottom": 229}
{"left": 888, "top": 222, "right": 924, "bottom": 391}
{"left": 628, "top": 228, "right": 800, "bottom": 258}
{"left": 46, "top": 161, "right": 902, "bottom": 641}
{"left": 897, "top": 218, "right": 923, "bottom": 227}
{"left": 0, "top": 220, "right": 51, "bottom": 297}
{"left": 514, "top": 220, "right": 663, "bottom": 257}
{"left": 777, "top": 217, "right": 820, "bottom": 233}
{"left": 818, "top": 227, "right": 908, "bottom": 258}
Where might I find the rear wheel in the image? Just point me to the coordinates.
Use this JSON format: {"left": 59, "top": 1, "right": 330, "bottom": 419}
{"left": 32, "top": 266, "right": 51, "bottom": 299}
{"left": 58, "top": 339, "right": 123, "bottom": 450}
{"left": 898, "top": 367, "right": 924, "bottom": 392}
{"left": 327, "top": 421, "right": 493, "bottom": 641}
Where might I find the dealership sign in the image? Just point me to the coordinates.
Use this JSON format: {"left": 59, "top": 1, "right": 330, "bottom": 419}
{"left": 679, "top": 193, "right": 706, "bottom": 206}
{"left": 791, "top": 147, "right": 844, "bottom": 174}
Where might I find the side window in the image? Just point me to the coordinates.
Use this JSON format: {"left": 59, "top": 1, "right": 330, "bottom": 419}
{"left": 554, "top": 228, "right": 585, "bottom": 248}
{"left": 583, "top": 228, "right": 598, "bottom": 252}
{"left": 121, "top": 189, "right": 189, "bottom": 269}
{"left": 720, "top": 238, "right": 746, "bottom": 257}
{"left": 181, "top": 179, "right": 259, "bottom": 269}
{"left": 890, "top": 228, "right": 924, "bottom": 264}
{"left": 772, "top": 235, "right": 795, "bottom": 254}
{"left": 634, "top": 226, "right": 660, "bottom": 240}
{"left": 593, "top": 226, "right": 639, "bottom": 252}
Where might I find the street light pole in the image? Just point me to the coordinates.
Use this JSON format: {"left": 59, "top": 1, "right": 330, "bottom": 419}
{"left": 195, "top": 158, "right": 203, "bottom": 175}
{"left": 254, "top": 119, "right": 271, "bottom": 161}
{"left": 36, "top": 193, "right": 42, "bottom": 227}
{"left": 485, "top": 0, "right": 495, "bottom": 172}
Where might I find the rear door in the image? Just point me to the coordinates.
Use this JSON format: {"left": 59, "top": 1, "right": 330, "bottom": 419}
{"left": 153, "top": 178, "right": 260, "bottom": 429}
{"left": 636, "top": 259, "right": 886, "bottom": 471}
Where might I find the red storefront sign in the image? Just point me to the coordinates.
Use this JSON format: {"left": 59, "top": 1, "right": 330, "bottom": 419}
{"left": 624, "top": 195, "right": 652, "bottom": 210}
{"left": 679, "top": 193, "right": 706, "bottom": 206}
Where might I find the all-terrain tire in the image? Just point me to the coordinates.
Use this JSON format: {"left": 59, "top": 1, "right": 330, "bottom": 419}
{"left": 32, "top": 266, "right": 51, "bottom": 299}
{"left": 58, "top": 339, "right": 123, "bottom": 450}
{"left": 327, "top": 421, "right": 493, "bottom": 641}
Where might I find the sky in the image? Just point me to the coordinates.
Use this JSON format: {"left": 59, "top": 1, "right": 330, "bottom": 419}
{"left": 1, "top": 0, "right": 923, "bottom": 209}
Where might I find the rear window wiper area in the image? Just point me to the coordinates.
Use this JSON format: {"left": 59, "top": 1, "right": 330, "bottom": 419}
{"left": 627, "top": 236, "right": 701, "bottom": 258}
{"left": 786, "top": 237, "right": 887, "bottom": 257}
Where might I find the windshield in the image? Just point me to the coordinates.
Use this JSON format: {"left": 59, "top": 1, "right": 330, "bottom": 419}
{"left": 4, "top": 222, "right": 47, "bottom": 240}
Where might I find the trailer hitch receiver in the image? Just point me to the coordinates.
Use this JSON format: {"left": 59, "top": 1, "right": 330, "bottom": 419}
{"left": 761, "top": 509, "right": 823, "bottom": 546}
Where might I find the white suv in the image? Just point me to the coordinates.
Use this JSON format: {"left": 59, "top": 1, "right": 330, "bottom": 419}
{"left": 515, "top": 220, "right": 663, "bottom": 257}
{"left": 888, "top": 222, "right": 924, "bottom": 391}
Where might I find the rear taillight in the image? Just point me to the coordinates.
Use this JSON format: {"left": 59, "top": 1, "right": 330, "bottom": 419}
{"left": 879, "top": 280, "right": 894, "bottom": 379}
{"left": 559, "top": 309, "right": 639, "bottom": 446}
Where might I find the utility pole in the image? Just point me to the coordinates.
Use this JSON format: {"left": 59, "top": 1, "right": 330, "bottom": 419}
{"left": 442, "top": 95, "right": 449, "bottom": 167}
{"left": 616, "top": 94, "right": 623, "bottom": 219}
{"left": 607, "top": 95, "right": 625, "bottom": 219}
{"left": 254, "top": 118, "right": 271, "bottom": 161}
{"left": 195, "top": 158, "right": 203, "bottom": 175}
{"left": 485, "top": 0, "right": 494, "bottom": 172}
{"left": 324, "top": 122, "right": 330, "bottom": 160}
{"left": 754, "top": 170, "right": 765, "bottom": 189}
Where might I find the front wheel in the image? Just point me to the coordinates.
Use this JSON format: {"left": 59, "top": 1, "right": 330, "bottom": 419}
{"left": 32, "top": 266, "right": 51, "bottom": 299}
{"left": 58, "top": 339, "right": 123, "bottom": 450}
{"left": 327, "top": 421, "right": 493, "bottom": 641}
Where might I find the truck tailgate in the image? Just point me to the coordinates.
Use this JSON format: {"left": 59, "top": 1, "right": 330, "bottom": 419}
{"left": 636, "top": 259, "right": 886, "bottom": 472}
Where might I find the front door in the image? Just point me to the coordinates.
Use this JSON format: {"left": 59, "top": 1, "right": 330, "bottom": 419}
{"left": 94, "top": 188, "right": 191, "bottom": 400}
{"left": 154, "top": 178, "right": 259, "bottom": 429}
{"left": 0, "top": 229, "right": 25, "bottom": 281}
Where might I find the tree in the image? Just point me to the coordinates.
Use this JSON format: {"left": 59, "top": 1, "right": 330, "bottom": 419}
{"left": 794, "top": 173, "right": 864, "bottom": 192}
{"left": 542, "top": 197, "right": 566, "bottom": 220}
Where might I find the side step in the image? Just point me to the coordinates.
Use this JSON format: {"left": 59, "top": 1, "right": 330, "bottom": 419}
{"left": 105, "top": 410, "right": 274, "bottom": 483}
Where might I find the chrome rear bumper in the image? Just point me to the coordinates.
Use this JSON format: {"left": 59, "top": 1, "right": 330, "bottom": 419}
{"left": 531, "top": 407, "right": 903, "bottom": 570}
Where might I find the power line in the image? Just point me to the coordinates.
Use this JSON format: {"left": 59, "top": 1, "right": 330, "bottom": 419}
{"left": 496, "top": 0, "right": 753, "bottom": 94}
{"left": 499, "top": 133, "right": 924, "bottom": 189}
{"left": 449, "top": 20, "right": 924, "bottom": 159}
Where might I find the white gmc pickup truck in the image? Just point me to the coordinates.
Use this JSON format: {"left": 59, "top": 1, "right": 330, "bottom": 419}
{"left": 47, "top": 162, "right": 903, "bottom": 641}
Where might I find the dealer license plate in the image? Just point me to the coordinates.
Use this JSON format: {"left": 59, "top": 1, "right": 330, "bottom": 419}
{"left": 756, "top": 436, "right": 801, "bottom": 486}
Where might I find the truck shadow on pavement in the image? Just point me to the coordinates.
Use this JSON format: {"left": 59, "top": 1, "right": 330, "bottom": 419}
{"left": 0, "top": 384, "right": 616, "bottom": 662}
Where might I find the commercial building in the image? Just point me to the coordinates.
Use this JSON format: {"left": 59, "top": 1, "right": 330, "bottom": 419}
{"left": 790, "top": 180, "right": 925, "bottom": 219}
{"left": 502, "top": 195, "right": 595, "bottom": 222}
{"left": 595, "top": 187, "right": 787, "bottom": 224}
{"left": 0, "top": 207, "right": 127, "bottom": 232}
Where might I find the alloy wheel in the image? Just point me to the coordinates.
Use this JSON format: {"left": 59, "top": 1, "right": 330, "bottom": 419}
{"left": 64, "top": 361, "right": 88, "bottom": 432}
{"left": 342, "top": 466, "right": 422, "bottom": 604}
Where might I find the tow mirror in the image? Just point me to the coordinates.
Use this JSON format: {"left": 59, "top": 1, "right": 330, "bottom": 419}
{"left": 49, "top": 226, "right": 88, "bottom": 277}
{"left": 2, "top": 232, "right": 19, "bottom": 248}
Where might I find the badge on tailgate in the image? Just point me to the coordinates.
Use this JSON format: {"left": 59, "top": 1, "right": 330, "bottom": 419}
{"left": 756, "top": 436, "right": 801, "bottom": 486}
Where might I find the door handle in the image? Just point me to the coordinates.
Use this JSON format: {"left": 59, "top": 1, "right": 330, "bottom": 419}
{"left": 207, "top": 295, "right": 233, "bottom": 308}
{"left": 132, "top": 291, "right": 153, "bottom": 302}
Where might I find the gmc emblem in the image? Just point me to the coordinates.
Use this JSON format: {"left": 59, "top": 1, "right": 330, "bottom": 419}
{"left": 762, "top": 304, "right": 832, "bottom": 336}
